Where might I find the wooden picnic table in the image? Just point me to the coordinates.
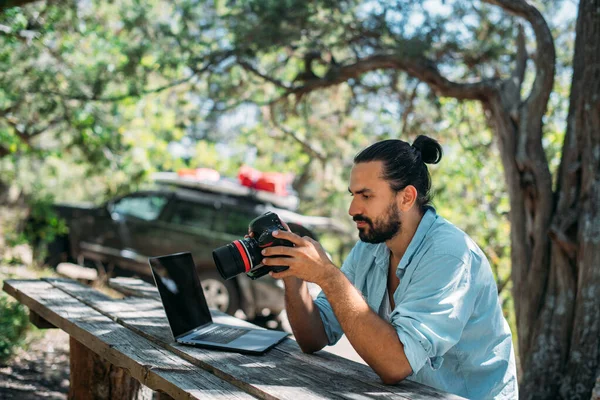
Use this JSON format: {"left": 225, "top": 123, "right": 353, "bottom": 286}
{"left": 3, "top": 277, "right": 464, "bottom": 399}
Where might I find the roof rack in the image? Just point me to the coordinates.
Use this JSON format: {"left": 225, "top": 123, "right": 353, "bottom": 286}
{"left": 152, "top": 172, "right": 300, "bottom": 210}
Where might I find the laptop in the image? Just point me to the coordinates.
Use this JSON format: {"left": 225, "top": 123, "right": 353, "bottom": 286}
{"left": 148, "top": 252, "right": 288, "bottom": 354}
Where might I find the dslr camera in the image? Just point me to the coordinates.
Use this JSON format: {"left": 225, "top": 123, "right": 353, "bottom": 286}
{"left": 212, "top": 211, "right": 293, "bottom": 280}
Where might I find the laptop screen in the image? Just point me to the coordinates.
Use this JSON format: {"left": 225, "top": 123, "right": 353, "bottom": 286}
{"left": 149, "top": 252, "right": 212, "bottom": 338}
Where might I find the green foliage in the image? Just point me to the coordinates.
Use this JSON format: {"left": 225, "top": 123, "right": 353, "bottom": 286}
{"left": 0, "top": 0, "right": 576, "bottom": 351}
{"left": 3, "top": 193, "right": 69, "bottom": 264}
{"left": 25, "top": 196, "right": 68, "bottom": 243}
{"left": 0, "top": 293, "right": 29, "bottom": 363}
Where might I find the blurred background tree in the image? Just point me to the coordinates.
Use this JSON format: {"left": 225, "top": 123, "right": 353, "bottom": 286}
{"left": 1, "top": 0, "right": 597, "bottom": 398}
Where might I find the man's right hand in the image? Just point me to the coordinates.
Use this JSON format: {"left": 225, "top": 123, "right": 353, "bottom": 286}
{"left": 246, "top": 220, "right": 301, "bottom": 288}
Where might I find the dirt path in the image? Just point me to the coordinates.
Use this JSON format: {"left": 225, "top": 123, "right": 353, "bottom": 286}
{"left": 0, "top": 329, "right": 69, "bottom": 400}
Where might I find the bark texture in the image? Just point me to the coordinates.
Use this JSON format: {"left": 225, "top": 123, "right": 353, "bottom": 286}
{"left": 69, "top": 337, "right": 153, "bottom": 400}
{"left": 480, "top": 1, "right": 599, "bottom": 398}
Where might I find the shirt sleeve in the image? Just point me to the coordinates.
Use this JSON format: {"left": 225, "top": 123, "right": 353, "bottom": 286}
{"left": 389, "top": 252, "right": 477, "bottom": 375}
{"left": 313, "top": 244, "right": 358, "bottom": 345}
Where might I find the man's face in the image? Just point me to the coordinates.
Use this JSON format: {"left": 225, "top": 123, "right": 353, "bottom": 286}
{"left": 348, "top": 161, "right": 402, "bottom": 244}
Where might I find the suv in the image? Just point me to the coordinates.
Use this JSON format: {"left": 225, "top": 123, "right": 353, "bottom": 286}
{"left": 43, "top": 171, "right": 348, "bottom": 320}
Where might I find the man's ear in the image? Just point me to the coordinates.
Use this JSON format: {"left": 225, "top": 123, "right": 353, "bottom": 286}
{"left": 397, "top": 185, "right": 418, "bottom": 211}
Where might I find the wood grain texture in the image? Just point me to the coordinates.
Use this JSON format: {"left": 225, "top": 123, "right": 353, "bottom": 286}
{"left": 3, "top": 279, "right": 256, "bottom": 400}
{"left": 109, "top": 277, "right": 159, "bottom": 299}
{"left": 69, "top": 336, "right": 153, "bottom": 400}
{"left": 60, "top": 277, "right": 464, "bottom": 399}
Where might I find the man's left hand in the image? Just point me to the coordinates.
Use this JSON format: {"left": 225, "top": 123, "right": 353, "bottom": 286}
{"left": 261, "top": 230, "right": 337, "bottom": 285}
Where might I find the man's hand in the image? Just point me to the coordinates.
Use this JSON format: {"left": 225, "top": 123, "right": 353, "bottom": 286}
{"left": 261, "top": 230, "right": 338, "bottom": 286}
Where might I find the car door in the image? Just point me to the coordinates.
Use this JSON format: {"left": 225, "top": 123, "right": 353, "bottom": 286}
{"left": 150, "top": 197, "right": 226, "bottom": 266}
{"left": 103, "top": 191, "right": 171, "bottom": 275}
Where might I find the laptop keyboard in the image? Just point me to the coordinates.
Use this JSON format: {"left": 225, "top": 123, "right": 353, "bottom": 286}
{"left": 191, "top": 325, "right": 249, "bottom": 344}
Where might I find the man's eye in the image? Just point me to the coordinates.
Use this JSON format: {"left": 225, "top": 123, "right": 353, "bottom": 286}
{"left": 362, "top": 195, "right": 370, "bottom": 199}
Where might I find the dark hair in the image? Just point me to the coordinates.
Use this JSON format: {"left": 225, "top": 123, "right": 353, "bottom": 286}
{"left": 353, "top": 135, "right": 443, "bottom": 211}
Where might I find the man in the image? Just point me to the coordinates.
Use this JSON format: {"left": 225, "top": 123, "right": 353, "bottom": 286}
{"left": 261, "top": 135, "right": 518, "bottom": 399}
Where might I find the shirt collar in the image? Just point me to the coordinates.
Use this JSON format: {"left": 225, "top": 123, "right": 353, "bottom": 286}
{"left": 371, "top": 206, "right": 438, "bottom": 271}
{"left": 398, "top": 206, "right": 437, "bottom": 270}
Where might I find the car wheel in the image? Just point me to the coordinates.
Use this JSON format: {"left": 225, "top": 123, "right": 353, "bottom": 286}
{"left": 198, "top": 271, "right": 240, "bottom": 315}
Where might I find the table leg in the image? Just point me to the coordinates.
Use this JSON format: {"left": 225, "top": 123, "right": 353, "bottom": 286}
{"left": 68, "top": 337, "right": 153, "bottom": 400}
{"left": 29, "top": 310, "right": 56, "bottom": 329}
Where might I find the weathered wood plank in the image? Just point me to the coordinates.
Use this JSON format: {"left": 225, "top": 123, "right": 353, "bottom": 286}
{"left": 109, "top": 277, "right": 463, "bottom": 399}
{"left": 109, "top": 277, "right": 159, "bottom": 299}
{"left": 108, "top": 277, "right": 250, "bottom": 325}
{"left": 3, "top": 279, "right": 256, "bottom": 400}
{"left": 49, "top": 278, "right": 463, "bottom": 399}
{"left": 69, "top": 336, "right": 153, "bottom": 400}
{"left": 275, "top": 340, "right": 454, "bottom": 400}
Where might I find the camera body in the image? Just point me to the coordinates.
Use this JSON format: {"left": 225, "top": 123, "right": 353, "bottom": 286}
{"left": 212, "top": 212, "right": 293, "bottom": 280}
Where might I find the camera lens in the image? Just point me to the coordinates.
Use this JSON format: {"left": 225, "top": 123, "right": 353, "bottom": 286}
{"left": 212, "top": 237, "right": 261, "bottom": 280}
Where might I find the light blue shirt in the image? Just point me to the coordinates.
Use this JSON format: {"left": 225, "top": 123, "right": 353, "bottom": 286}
{"left": 314, "top": 207, "right": 518, "bottom": 399}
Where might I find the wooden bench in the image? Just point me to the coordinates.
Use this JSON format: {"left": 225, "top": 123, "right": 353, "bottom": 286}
{"left": 3, "top": 277, "right": 465, "bottom": 399}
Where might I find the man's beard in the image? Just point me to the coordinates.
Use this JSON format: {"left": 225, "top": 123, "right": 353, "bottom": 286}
{"left": 354, "top": 202, "right": 402, "bottom": 244}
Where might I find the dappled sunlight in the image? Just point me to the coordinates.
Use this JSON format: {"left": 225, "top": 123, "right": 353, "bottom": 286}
{"left": 2, "top": 0, "right": 595, "bottom": 396}
{"left": 341, "top": 392, "right": 401, "bottom": 399}
{"left": 239, "top": 361, "right": 277, "bottom": 369}
{"left": 114, "top": 308, "right": 167, "bottom": 319}
{"left": 115, "top": 346, "right": 189, "bottom": 370}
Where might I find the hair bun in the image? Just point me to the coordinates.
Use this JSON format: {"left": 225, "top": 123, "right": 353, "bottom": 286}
{"left": 412, "top": 135, "right": 443, "bottom": 164}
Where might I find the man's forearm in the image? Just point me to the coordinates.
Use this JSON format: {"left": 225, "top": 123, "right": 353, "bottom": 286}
{"left": 283, "top": 277, "right": 329, "bottom": 353}
{"left": 320, "top": 269, "right": 412, "bottom": 384}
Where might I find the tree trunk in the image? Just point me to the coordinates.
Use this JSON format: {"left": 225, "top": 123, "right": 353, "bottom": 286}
{"left": 554, "top": 0, "right": 600, "bottom": 397}
{"left": 486, "top": 1, "right": 600, "bottom": 398}
{"left": 69, "top": 337, "right": 153, "bottom": 400}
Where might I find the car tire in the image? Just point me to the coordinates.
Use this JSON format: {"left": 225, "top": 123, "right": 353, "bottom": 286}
{"left": 197, "top": 271, "right": 240, "bottom": 315}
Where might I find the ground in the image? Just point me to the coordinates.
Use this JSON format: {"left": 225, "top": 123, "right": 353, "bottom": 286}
{"left": 0, "top": 205, "right": 70, "bottom": 399}
{"left": 0, "top": 330, "right": 70, "bottom": 400}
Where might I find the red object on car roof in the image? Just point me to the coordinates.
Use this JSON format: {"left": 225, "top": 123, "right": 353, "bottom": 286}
{"left": 237, "top": 166, "right": 290, "bottom": 196}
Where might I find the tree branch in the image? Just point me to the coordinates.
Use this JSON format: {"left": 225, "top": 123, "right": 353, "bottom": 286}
{"left": 499, "top": 24, "right": 527, "bottom": 124}
{"left": 283, "top": 53, "right": 497, "bottom": 102}
{"left": 400, "top": 83, "right": 419, "bottom": 136}
{"left": 39, "top": 73, "right": 197, "bottom": 103}
{"left": 484, "top": 0, "right": 555, "bottom": 127}
{"left": 34, "top": 50, "right": 234, "bottom": 103}
{"left": 514, "top": 24, "right": 527, "bottom": 86}
{"left": 3, "top": 115, "right": 63, "bottom": 149}
{"left": 497, "top": 277, "right": 510, "bottom": 295}
{"left": 27, "top": 116, "right": 63, "bottom": 138}
{"left": 238, "top": 60, "right": 292, "bottom": 91}
{"left": 266, "top": 105, "right": 327, "bottom": 163}
{"left": 486, "top": 0, "right": 555, "bottom": 336}
{"left": 0, "top": 104, "right": 18, "bottom": 118}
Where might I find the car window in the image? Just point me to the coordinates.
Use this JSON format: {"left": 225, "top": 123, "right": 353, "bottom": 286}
{"left": 110, "top": 194, "right": 168, "bottom": 221}
{"left": 214, "top": 209, "right": 257, "bottom": 237}
{"left": 169, "top": 200, "right": 215, "bottom": 228}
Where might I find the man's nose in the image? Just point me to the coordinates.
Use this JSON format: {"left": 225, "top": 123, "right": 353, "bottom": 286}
{"left": 348, "top": 198, "right": 361, "bottom": 217}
